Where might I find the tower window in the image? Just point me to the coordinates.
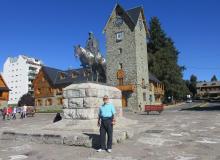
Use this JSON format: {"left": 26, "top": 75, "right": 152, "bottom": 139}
{"left": 60, "top": 73, "right": 66, "bottom": 79}
{"left": 142, "top": 78, "right": 145, "bottom": 88}
{"left": 119, "top": 48, "right": 122, "bottom": 54}
{"left": 143, "top": 92, "right": 146, "bottom": 101}
{"left": 119, "top": 63, "right": 123, "bottom": 69}
{"left": 116, "top": 32, "right": 124, "bottom": 42}
{"left": 37, "top": 88, "right": 41, "bottom": 94}
{"left": 72, "top": 72, "right": 78, "bottom": 78}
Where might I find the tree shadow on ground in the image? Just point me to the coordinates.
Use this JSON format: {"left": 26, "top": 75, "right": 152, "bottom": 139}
{"left": 83, "top": 133, "right": 100, "bottom": 149}
{"left": 180, "top": 105, "right": 220, "bottom": 111}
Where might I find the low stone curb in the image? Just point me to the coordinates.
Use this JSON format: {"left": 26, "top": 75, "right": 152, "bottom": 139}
{"left": 1, "top": 129, "right": 134, "bottom": 148}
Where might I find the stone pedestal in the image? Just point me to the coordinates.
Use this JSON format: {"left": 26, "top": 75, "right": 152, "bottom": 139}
{"left": 63, "top": 83, "right": 123, "bottom": 119}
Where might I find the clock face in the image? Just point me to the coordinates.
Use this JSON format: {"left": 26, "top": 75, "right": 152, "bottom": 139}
{"left": 115, "top": 17, "right": 123, "bottom": 27}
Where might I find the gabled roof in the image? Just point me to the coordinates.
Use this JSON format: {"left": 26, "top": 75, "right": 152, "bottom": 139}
{"left": 149, "top": 73, "right": 161, "bottom": 84}
{"left": 126, "top": 6, "right": 142, "bottom": 25}
{"left": 196, "top": 81, "right": 220, "bottom": 87}
{"left": 42, "top": 66, "right": 63, "bottom": 85}
{"left": 40, "top": 66, "right": 92, "bottom": 88}
{"left": 0, "top": 74, "right": 10, "bottom": 91}
{"left": 103, "top": 4, "right": 149, "bottom": 34}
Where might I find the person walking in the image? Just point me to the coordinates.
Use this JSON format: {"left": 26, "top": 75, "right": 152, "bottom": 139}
{"left": 12, "top": 107, "right": 17, "bottom": 120}
{"left": 20, "top": 106, "right": 24, "bottom": 119}
{"left": 2, "top": 107, "right": 6, "bottom": 120}
{"left": 6, "top": 106, "right": 12, "bottom": 120}
{"left": 97, "top": 95, "right": 116, "bottom": 153}
{"left": 23, "top": 104, "right": 27, "bottom": 118}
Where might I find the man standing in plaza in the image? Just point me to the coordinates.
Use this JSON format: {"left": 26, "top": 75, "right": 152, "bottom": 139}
{"left": 97, "top": 95, "right": 116, "bottom": 153}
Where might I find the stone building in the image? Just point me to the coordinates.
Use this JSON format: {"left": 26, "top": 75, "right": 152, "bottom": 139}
{"left": 103, "top": 4, "right": 150, "bottom": 111}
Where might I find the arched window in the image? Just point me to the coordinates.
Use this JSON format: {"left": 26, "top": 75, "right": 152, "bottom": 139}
{"left": 57, "top": 98, "right": 63, "bottom": 105}
{"left": 46, "top": 99, "right": 52, "bottom": 106}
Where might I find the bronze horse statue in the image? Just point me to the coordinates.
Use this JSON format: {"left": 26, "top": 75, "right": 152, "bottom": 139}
{"left": 74, "top": 45, "right": 106, "bottom": 82}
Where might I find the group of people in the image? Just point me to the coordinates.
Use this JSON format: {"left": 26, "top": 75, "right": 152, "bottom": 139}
{"left": 1, "top": 105, "right": 27, "bottom": 120}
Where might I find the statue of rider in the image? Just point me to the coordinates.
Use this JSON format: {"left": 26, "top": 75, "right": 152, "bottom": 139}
{"left": 85, "top": 32, "right": 99, "bottom": 62}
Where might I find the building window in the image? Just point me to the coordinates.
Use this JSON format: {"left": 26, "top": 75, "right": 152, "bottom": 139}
{"left": 0, "top": 91, "right": 3, "bottom": 97}
{"left": 46, "top": 99, "right": 52, "bottom": 106}
{"left": 119, "top": 78, "right": 123, "bottom": 85}
{"left": 48, "top": 88, "right": 53, "bottom": 94}
{"left": 36, "top": 99, "right": 42, "bottom": 106}
{"left": 117, "top": 68, "right": 125, "bottom": 86}
{"left": 119, "top": 63, "right": 123, "bottom": 69}
{"left": 72, "top": 72, "right": 78, "bottom": 78}
{"left": 119, "top": 48, "right": 122, "bottom": 54}
{"left": 57, "top": 98, "right": 63, "bottom": 105}
{"left": 116, "top": 32, "right": 124, "bottom": 42}
{"left": 42, "top": 77, "right": 45, "bottom": 82}
{"left": 60, "top": 73, "right": 66, "bottom": 79}
{"left": 37, "top": 88, "right": 41, "bottom": 94}
{"left": 56, "top": 88, "right": 62, "bottom": 95}
{"left": 143, "top": 92, "right": 146, "bottom": 101}
{"left": 149, "top": 95, "right": 153, "bottom": 103}
{"left": 142, "top": 78, "right": 145, "bottom": 88}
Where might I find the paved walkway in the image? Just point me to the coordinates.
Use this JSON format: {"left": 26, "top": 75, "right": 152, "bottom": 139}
{"left": 0, "top": 102, "right": 220, "bottom": 160}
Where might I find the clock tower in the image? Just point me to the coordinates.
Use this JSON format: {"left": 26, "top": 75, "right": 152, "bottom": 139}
{"left": 103, "top": 4, "right": 150, "bottom": 111}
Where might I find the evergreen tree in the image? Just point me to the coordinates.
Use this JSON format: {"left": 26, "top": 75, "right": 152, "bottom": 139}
{"left": 211, "top": 75, "right": 218, "bottom": 81}
{"left": 148, "top": 17, "right": 189, "bottom": 101}
{"left": 189, "top": 74, "right": 197, "bottom": 97}
{"left": 18, "top": 93, "right": 35, "bottom": 106}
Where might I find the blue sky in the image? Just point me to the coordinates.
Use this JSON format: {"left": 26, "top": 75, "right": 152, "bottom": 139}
{"left": 0, "top": 0, "right": 220, "bottom": 81}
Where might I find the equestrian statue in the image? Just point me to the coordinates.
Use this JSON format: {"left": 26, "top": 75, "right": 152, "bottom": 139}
{"left": 74, "top": 32, "right": 106, "bottom": 82}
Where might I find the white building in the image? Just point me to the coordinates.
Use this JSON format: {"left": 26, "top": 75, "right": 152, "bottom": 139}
{"left": 3, "top": 55, "right": 43, "bottom": 104}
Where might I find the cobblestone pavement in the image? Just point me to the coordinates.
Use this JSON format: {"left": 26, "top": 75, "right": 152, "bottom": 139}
{"left": 1, "top": 102, "right": 220, "bottom": 160}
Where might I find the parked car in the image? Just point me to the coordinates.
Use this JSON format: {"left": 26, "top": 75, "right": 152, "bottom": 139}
{"left": 186, "top": 99, "right": 192, "bottom": 103}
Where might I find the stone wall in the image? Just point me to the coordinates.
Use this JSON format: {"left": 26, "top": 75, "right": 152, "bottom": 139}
{"left": 63, "top": 83, "right": 122, "bottom": 119}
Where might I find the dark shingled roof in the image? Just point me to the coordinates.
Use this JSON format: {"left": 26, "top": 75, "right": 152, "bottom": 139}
{"left": 42, "top": 66, "right": 92, "bottom": 88}
{"left": 103, "top": 4, "right": 149, "bottom": 35}
{"left": 126, "top": 6, "right": 142, "bottom": 25}
{"left": 149, "top": 73, "right": 161, "bottom": 83}
{"left": 0, "top": 87, "right": 10, "bottom": 91}
{"left": 0, "top": 74, "right": 10, "bottom": 91}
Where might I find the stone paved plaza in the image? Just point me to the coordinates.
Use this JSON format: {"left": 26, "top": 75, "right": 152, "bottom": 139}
{"left": 1, "top": 102, "right": 220, "bottom": 160}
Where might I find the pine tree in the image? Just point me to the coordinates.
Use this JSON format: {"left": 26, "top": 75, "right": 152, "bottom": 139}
{"left": 189, "top": 74, "right": 197, "bottom": 97}
{"left": 18, "top": 93, "right": 35, "bottom": 106}
{"left": 211, "top": 75, "right": 218, "bottom": 81}
{"left": 148, "top": 17, "right": 189, "bottom": 101}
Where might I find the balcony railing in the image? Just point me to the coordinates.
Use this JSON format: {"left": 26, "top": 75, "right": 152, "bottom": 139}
{"left": 116, "top": 84, "right": 135, "bottom": 92}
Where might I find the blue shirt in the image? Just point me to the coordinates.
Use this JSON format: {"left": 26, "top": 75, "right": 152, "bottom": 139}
{"left": 99, "top": 103, "right": 116, "bottom": 118}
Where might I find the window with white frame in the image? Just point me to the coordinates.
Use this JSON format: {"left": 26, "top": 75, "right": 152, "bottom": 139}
{"left": 116, "top": 32, "right": 124, "bottom": 42}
